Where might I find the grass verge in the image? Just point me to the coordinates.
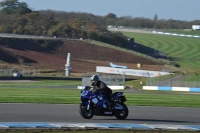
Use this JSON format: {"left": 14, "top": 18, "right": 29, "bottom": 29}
{"left": 0, "top": 80, "right": 200, "bottom": 108}
{"left": 122, "top": 32, "right": 200, "bottom": 72}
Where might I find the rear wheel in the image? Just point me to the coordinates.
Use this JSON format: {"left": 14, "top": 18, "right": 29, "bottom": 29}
{"left": 114, "top": 102, "right": 129, "bottom": 119}
{"left": 79, "top": 103, "right": 94, "bottom": 119}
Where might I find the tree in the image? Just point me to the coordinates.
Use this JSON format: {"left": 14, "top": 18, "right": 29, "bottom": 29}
{"left": 48, "top": 22, "right": 71, "bottom": 37}
{"left": 68, "top": 18, "right": 82, "bottom": 29}
{"left": 17, "top": 2, "right": 32, "bottom": 14}
{"left": 0, "top": 0, "right": 31, "bottom": 14}
{"left": 87, "top": 31, "right": 97, "bottom": 39}
{"left": 105, "top": 13, "right": 117, "bottom": 19}
{"left": 153, "top": 14, "right": 158, "bottom": 29}
{"left": 153, "top": 14, "right": 158, "bottom": 21}
{"left": 0, "top": 0, "right": 18, "bottom": 14}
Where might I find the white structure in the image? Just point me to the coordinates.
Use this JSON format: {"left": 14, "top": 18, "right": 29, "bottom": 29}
{"left": 96, "top": 66, "right": 172, "bottom": 77}
{"left": 65, "top": 53, "right": 71, "bottom": 76}
{"left": 192, "top": 25, "right": 200, "bottom": 30}
{"left": 110, "top": 62, "right": 127, "bottom": 69}
{"left": 12, "top": 72, "right": 21, "bottom": 77}
{"left": 78, "top": 86, "right": 124, "bottom": 90}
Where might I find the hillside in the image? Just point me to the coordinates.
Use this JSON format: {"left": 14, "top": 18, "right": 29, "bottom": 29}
{"left": 0, "top": 38, "right": 168, "bottom": 74}
{"left": 122, "top": 32, "right": 200, "bottom": 72}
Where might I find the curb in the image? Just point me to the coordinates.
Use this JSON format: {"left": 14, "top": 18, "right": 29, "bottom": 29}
{"left": 0, "top": 123, "right": 200, "bottom": 131}
{"left": 152, "top": 31, "right": 200, "bottom": 38}
{"left": 143, "top": 86, "right": 200, "bottom": 92}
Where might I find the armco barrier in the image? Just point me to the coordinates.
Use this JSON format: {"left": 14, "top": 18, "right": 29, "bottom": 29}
{"left": 0, "top": 123, "right": 200, "bottom": 130}
{"left": 78, "top": 86, "right": 124, "bottom": 90}
{"left": 0, "top": 76, "right": 81, "bottom": 80}
{"left": 152, "top": 31, "right": 200, "bottom": 38}
{"left": 143, "top": 86, "right": 200, "bottom": 92}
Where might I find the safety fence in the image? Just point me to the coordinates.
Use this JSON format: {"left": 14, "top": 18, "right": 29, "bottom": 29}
{"left": 147, "top": 72, "right": 200, "bottom": 88}
{"left": 81, "top": 74, "right": 125, "bottom": 86}
{"left": 152, "top": 31, "right": 200, "bottom": 39}
{"left": 0, "top": 68, "right": 40, "bottom": 77}
{"left": 107, "top": 25, "right": 200, "bottom": 39}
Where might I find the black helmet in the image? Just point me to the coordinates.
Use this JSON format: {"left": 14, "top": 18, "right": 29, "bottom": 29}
{"left": 90, "top": 74, "right": 99, "bottom": 84}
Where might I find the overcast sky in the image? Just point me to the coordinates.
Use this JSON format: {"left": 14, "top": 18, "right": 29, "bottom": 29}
{"left": 17, "top": 0, "right": 200, "bottom": 21}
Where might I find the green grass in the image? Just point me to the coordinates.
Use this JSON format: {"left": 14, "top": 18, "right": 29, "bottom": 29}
{"left": 0, "top": 80, "right": 200, "bottom": 108}
{"left": 1, "top": 87, "right": 200, "bottom": 107}
{"left": 125, "top": 78, "right": 147, "bottom": 89}
{"left": 0, "top": 88, "right": 80, "bottom": 104}
{"left": 0, "top": 80, "right": 81, "bottom": 86}
{"left": 125, "top": 92, "right": 200, "bottom": 107}
{"left": 122, "top": 32, "right": 200, "bottom": 72}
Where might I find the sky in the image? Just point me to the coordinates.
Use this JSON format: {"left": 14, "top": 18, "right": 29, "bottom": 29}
{"left": 17, "top": 0, "right": 200, "bottom": 21}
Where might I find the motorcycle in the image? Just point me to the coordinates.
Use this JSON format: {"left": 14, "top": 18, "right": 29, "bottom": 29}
{"left": 79, "top": 86, "right": 129, "bottom": 119}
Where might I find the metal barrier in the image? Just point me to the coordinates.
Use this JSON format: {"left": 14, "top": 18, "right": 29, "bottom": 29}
{"left": 0, "top": 69, "right": 12, "bottom": 76}
{"left": 0, "top": 68, "right": 40, "bottom": 77}
{"left": 81, "top": 74, "right": 125, "bottom": 86}
{"left": 147, "top": 72, "right": 200, "bottom": 88}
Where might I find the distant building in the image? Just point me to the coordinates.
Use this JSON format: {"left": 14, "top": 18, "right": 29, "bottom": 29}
{"left": 192, "top": 25, "right": 200, "bottom": 30}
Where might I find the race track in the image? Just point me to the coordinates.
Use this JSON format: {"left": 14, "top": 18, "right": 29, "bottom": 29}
{"left": 0, "top": 103, "right": 200, "bottom": 125}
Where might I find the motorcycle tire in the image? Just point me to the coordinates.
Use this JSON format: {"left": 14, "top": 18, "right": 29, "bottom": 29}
{"left": 114, "top": 102, "right": 129, "bottom": 120}
{"left": 79, "top": 103, "right": 94, "bottom": 119}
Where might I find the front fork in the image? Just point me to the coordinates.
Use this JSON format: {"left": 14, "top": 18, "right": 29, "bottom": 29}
{"left": 87, "top": 100, "right": 91, "bottom": 110}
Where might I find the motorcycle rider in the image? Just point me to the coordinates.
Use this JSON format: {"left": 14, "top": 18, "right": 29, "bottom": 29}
{"left": 90, "top": 74, "right": 112, "bottom": 115}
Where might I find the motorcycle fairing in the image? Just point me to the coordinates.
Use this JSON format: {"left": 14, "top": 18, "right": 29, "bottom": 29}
{"left": 111, "top": 92, "right": 124, "bottom": 100}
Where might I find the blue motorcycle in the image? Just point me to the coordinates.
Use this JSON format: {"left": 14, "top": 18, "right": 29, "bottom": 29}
{"left": 79, "top": 86, "right": 129, "bottom": 119}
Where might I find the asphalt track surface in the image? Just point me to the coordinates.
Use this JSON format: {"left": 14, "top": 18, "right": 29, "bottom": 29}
{"left": 0, "top": 103, "right": 200, "bottom": 125}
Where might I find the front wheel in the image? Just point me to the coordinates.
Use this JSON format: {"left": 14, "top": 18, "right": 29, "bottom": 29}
{"left": 114, "top": 102, "right": 129, "bottom": 119}
{"left": 79, "top": 103, "right": 94, "bottom": 119}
